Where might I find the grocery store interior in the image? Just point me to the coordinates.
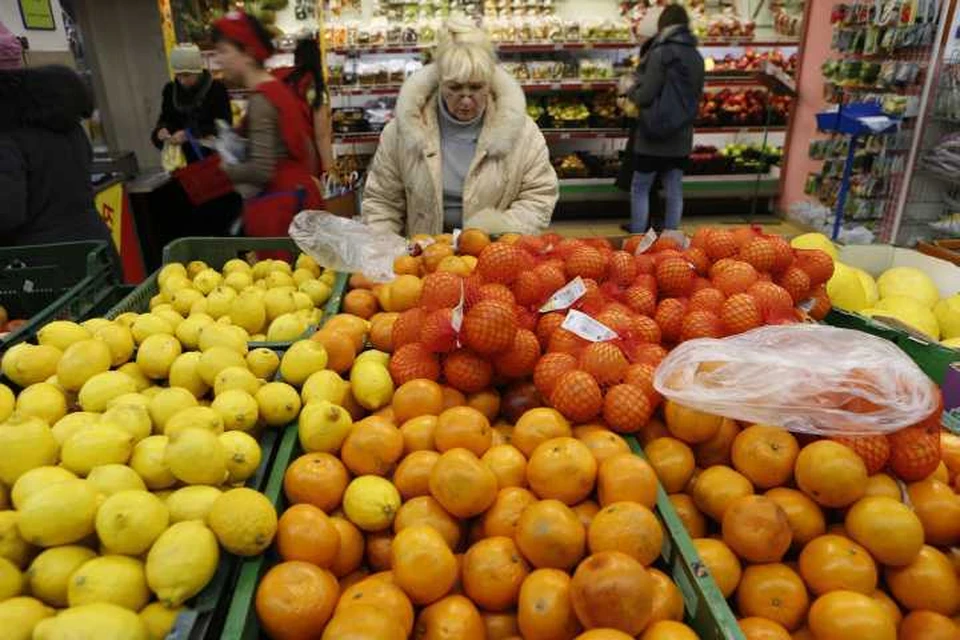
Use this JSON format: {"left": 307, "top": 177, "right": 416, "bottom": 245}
{"left": 4, "top": 0, "right": 960, "bottom": 638}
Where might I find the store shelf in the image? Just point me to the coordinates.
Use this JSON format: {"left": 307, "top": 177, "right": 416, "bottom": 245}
{"left": 558, "top": 172, "right": 781, "bottom": 201}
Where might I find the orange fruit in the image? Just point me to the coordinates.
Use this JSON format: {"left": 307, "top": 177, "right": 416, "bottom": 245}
{"left": 516, "top": 499, "right": 586, "bottom": 570}
{"left": 429, "top": 447, "right": 498, "bottom": 518}
{"left": 534, "top": 353, "right": 580, "bottom": 399}
{"left": 721, "top": 495, "right": 792, "bottom": 564}
{"left": 459, "top": 229, "right": 491, "bottom": 256}
{"left": 906, "top": 479, "right": 960, "bottom": 546}
{"left": 393, "top": 254, "right": 422, "bottom": 276}
{"left": 340, "top": 416, "right": 404, "bottom": 476}
{"left": 602, "top": 384, "right": 653, "bottom": 435}
{"left": 494, "top": 329, "right": 542, "bottom": 380}
{"left": 551, "top": 370, "right": 604, "bottom": 424}
{"left": 526, "top": 437, "right": 598, "bottom": 505}
{"left": 349, "top": 273, "right": 375, "bottom": 290}
{"left": 693, "top": 417, "right": 740, "bottom": 467}
{"left": 422, "top": 243, "right": 455, "bottom": 273}
{"left": 392, "top": 307, "right": 427, "bottom": 349}
{"left": 577, "top": 428, "right": 630, "bottom": 465}
{"left": 571, "top": 500, "right": 601, "bottom": 529}
{"left": 513, "top": 408, "right": 572, "bottom": 457}
{"left": 462, "top": 536, "right": 530, "bottom": 611}
{"left": 364, "top": 531, "right": 393, "bottom": 572}
{"left": 461, "top": 300, "right": 518, "bottom": 355}
{"left": 517, "top": 568, "right": 582, "bottom": 640}
{"left": 434, "top": 406, "right": 493, "bottom": 456}
{"left": 641, "top": 621, "right": 698, "bottom": 640}
{"left": 799, "top": 534, "right": 878, "bottom": 596}
{"left": 736, "top": 563, "right": 809, "bottom": 631}
{"left": 324, "top": 314, "right": 369, "bottom": 351}
{"left": 329, "top": 517, "right": 364, "bottom": 578}
{"left": 870, "top": 589, "right": 902, "bottom": 627}
{"left": 492, "top": 422, "right": 514, "bottom": 446}
{"left": 343, "top": 289, "right": 379, "bottom": 318}
{"left": 420, "top": 271, "right": 463, "bottom": 311}
{"left": 738, "top": 617, "right": 792, "bottom": 640}
{"left": 333, "top": 586, "right": 411, "bottom": 637}
{"left": 311, "top": 328, "right": 357, "bottom": 374}
{"left": 276, "top": 504, "right": 341, "bottom": 568}
{"left": 863, "top": 473, "right": 901, "bottom": 499}
{"left": 392, "top": 379, "right": 445, "bottom": 424}
{"left": 644, "top": 437, "right": 695, "bottom": 493}
{"left": 338, "top": 569, "right": 370, "bottom": 592}
{"left": 393, "top": 495, "right": 461, "bottom": 550}
{"left": 283, "top": 452, "right": 349, "bottom": 512}
{"left": 638, "top": 417, "right": 672, "bottom": 447}
{"left": 794, "top": 441, "right": 867, "bottom": 508}
{"left": 885, "top": 545, "right": 960, "bottom": 615}
{"left": 467, "top": 390, "right": 501, "bottom": 421}
{"left": 482, "top": 487, "right": 538, "bottom": 539}
{"left": 764, "top": 487, "right": 826, "bottom": 548}
{"left": 575, "top": 630, "right": 633, "bottom": 640}
{"left": 807, "top": 591, "right": 896, "bottom": 640}
{"left": 570, "top": 551, "right": 654, "bottom": 635}
{"left": 693, "top": 538, "right": 742, "bottom": 598}
{"left": 369, "top": 312, "right": 398, "bottom": 352}
{"left": 256, "top": 561, "right": 339, "bottom": 640}
{"left": 392, "top": 524, "right": 458, "bottom": 605}
{"left": 597, "top": 453, "right": 658, "bottom": 508}
{"left": 898, "top": 610, "right": 959, "bottom": 640}
{"left": 399, "top": 414, "right": 437, "bottom": 453}
{"left": 588, "top": 501, "right": 663, "bottom": 567}
{"left": 482, "top": 613, "right": 518, "bottom": 640}
{"left": 393, "top": 450, "right": 440, "bottom": 500}
{"left": 692, "top": 465, "right": 754, "bottom": 522}
{"left": 647, "top": 568, "right": 684, "bottom": 624}
{"left": 443, "top": 348, "right": 493, "bottom": 394}
{"left": 668, "top": 494, "right": 706, "bottom": 538}
{"left": 389, "top": 343, "right": 441, "bottom": 385}
{"left": 664, "top": 401, "right": 724, "bottom": 444}
{"left": 482, "top": 444, "right": 528, "bottom": 489}
{"left": 415, "top": 594, "right": 485, "bottom": 640}
{"left": 730, "top": 425, "right": 799, "bottom": 489}
{"left": 844, "top": 496, "right": 924, "bottom": 567}
{"left": 579, "top": 342, "right": 629, "bottom": 387}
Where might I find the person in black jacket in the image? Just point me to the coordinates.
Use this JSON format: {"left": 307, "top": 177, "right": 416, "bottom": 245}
{"left": 151, "top": 44, "right": 232, "bottom": 163}
{"left": 0, "top": 65, "right": 113, "bottom": 247}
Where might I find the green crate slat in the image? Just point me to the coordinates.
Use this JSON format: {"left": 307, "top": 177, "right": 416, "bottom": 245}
{"left": 626, "top": 437, "right": 745, "bottom": 640}
{"left": 104, "top": 238, "right": 349, "bottom": 350}
{"left": 0, "top": 241, "right": 119, "bottom": 348}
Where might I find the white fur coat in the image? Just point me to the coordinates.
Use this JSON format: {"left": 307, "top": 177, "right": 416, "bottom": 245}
{"left": 361, "top": 64, "right": 558, "bottom": 236}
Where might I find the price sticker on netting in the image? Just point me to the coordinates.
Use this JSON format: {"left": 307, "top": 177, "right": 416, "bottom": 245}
{"left": 539, "top": 277, "right": 587, "bottom": 313}
{"left": 452, "top": 228, "right": 462, "bottom": 252}
{"left": 633, "top": 228, "right": 658, "bottom": 255}
{"left": 450, "top": 281, "right": 465, "bottom": 333}
{"left": 561, "top": 309, "right": 618, "bottom": 342}
{"left": 660, "top": 229, "right": 690, "bottom": 249}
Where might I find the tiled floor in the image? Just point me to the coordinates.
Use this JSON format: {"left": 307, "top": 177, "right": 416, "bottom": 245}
{"left": 548, "top": 215, "right": 807, "bottom": 239}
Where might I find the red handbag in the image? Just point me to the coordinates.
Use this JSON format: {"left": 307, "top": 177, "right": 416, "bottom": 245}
{"left": 173, "top": 154, "right": 235, "bottom": 206}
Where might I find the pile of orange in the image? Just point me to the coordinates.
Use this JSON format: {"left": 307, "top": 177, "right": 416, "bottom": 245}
{"left": 253, "top": 374, "right": 702, "bottom": 639}
{"left": 636, "top": 398, "right": 960, "bottom": 639}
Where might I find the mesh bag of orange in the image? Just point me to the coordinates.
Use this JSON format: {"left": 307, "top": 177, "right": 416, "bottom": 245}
{"left": 653, "top": 324, "right": 940, "bottom": 436}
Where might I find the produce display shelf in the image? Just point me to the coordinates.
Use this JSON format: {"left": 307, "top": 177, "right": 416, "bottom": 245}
{"left": 104, "top": 237, "right": 348, "bottom": 351}
{"left": 217, "top": 426, "right": 743, "bottom": 639}
{"left": 0, "top": 240, "right": 120, "bottom": 349}
{"left": 558, "top": 173, "right": 781, "bottom": 201}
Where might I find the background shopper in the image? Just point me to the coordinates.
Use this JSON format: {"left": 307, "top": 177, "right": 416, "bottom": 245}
{"left": 362, "top": 17, "right": 558, "bottom": 236}
{"left": 151, "top": 43, "right": 232, "bottom": 164}
{"left": 275, "top": 37, "right": 335, "bottom": 177}
{"left": 623, "top": 4, "right": 705, "bottom": 233}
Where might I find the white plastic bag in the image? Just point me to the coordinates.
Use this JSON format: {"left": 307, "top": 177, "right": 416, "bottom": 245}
{"left": 289, "top": 211, "right": 408, "bottom": 283}
{"left": 653, "top": 325, "right": 939, "bottom": 436}
{"left": 214, "top": 119, "right": 246, "bottom": 165}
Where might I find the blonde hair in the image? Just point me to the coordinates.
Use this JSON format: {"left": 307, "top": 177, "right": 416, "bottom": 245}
{"left": 436, "top": 16, "right": 496, "bottom": 85}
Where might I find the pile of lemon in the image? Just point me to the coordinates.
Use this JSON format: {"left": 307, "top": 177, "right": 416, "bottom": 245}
{"left": 0, "top": 254, "right": 339, "bottom": 640}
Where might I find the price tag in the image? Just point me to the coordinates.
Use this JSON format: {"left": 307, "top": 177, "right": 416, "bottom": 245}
{"left": 633, "top": 228, "right": 658, "bottom": 255}
{"left": 452, "top": 228, "right": 462, "bottom": 252}
{"left": 660, "top": 229, "right": 690, "bottom": 249}
{"left": 540, "top": 277, "right": 587, "bottom": 313}
{"left": 561, "top": 309, "right": 618, "bottom": 342}
{"left": 451, "top": 281, "right": 465, "bottom": 333}
{"left": 798, "top": 298, "right": 815, "bottom": 313}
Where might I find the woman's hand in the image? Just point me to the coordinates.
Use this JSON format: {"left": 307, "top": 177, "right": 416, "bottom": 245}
{"left": 171, "top": 130, "right": 188, "bottom": 145}
{"left": 157, "top": 128, "right": 171, "bottom": 141}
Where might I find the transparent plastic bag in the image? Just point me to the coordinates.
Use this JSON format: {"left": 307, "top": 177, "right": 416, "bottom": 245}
{"left": 653, "top": 324, "right": 939, "bottom": 436}
{"left": 289, "top": 211, "right": 408, "bottom": 283}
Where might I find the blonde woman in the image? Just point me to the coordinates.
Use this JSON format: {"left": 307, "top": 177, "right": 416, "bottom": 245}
{"left": 362, "top": 18, "right": 558, "bottom": 236}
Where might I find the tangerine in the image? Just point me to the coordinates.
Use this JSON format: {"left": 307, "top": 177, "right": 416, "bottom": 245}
{"left": 467, "top": 389, "right": 501, "bottom": 422}
{"left": 343, "top": 289, "right": 378, "bottom": 318}
{"left": 483, "top": 612, "right": 519, "bottom": 640}
{"left": 693, "top": 538, "right": 742, "bottom": 598}
{"left": 664, "top": 401, "right": 724, "bottom": 444}
{"left": 533, "top": 352, "right": 579, "bottom": 398}
{"left": 392, "top": 524, "right": 458, "bottom": 605}
{"left": 482, "top": 487, "right": 538, "bottom": 538}
{"left": 898, "top": 610, "right": 959, "bottom": 640}
{"left": 579, "top": 343, "right": 629, "bottom": 387}
{"left": 434, "top": 406, "right": 493, "bottom": 456}
{"left": 459, "top": 229, "right": 491, "bottom": 256}
{"left": 392, "top": 379, "right": 445, "bottom": 424}
{"left": 429, "top": 448, "right": 498, "bottom": 518}
{"left": 885, "top": 545, "right": 960, "bottom": 615}
{"left": 906, "top": 479, "right": 960, "bottom": 546}
{"left": 602, "top": 384, "right": 652, "bottom": 434}
{"left": 481, "top": 445, "right": 528, "bottom": 489}
{"left": 392, "top": 450, "right": 440, "bottom": 500}
{"left": 364, "top": 531, "right": 393, "bottom": 572}
{"left": 641, "top": 621, "right": 698, "bottom": 640}
{"left": 399, "top": 415, "right": 437, "bottom": 453}
{"left": 738, "top": 617, "right": 792, "bottom": 640}
{"left": 311, "top": 329, "right": 357, "bottom": 374}
{"left": 722, "top": 495, "right": 792, "bottom": 563}
{"left": 515, "top": 499, "right": 587, "bottom": 570}
{"left": 668, "top": 494, "right": 706, "bottom": 538}
{"left": 588, "top": 501, "right": 663, "bottom": 566}
{"left": 798, "top": 534, "right": 878, "bottom": 596}
{"left": 527, "top": 437, "right": 598, "bottom": 505}
{"left": 283, "top": 452, "right": 349, "bottom": 512}
{"left": 340, "top": 416, "right": 404, "bottom": 476}
{"left": 647, "top": 568, "right": 684, "bottom": 624}
{"left": 336, "top": 578, "right": 414, "bottom": 635}
{"left": 736, "top": 563, "right": 809, "bottom": 631}
{"left": 389, "top": 343, "right": 441, "bottom": 385}
{"left": 763, "top": 487, "right": 825, "bottom": 547}
{"left": 415, "top": 594, "right": 485, "bottom": 640}
{"left": 478, "top": 243, "right": 526, "bottom": 285}
{"left": 276, "top": 504, "right": 341, "bottom": 568}
{"left": 807, "top": 591, "right": 896, "bottom": 640}
{"left": 443, "top": 349, "right": 493, "bottom": 394}
{"left": 393, "top": 495, "right": 461, "bottom": 550}
{"left": 513, "top": 407, "right": 572, "bottom": 457}
{"left": 517, "top": 568, "right": 582, "bottom": 640}
{"left": 462, "top": 536, "right": 530, "bottom": 611}
{"left": 369, "top": 312, "right": 398, "bottom": 352}
{"left": 256, "top": 561, "right": 340, "bottom": 640}
{"left": 692, "top": 417, "right": 740, "bottom": 467}
{"left": 730, "top": 425, "right": 799, "bottom": 489}
{"left": 692, "top": 465, "right": 754, "bottom": 521}
{"left": 570, "top": 551, "right": 654, "bottom": 635}
{"left": 644, "top": 437, "right": 695, "bottom": 493}
{"left": 577, "top": 428, "right": 630, "bottom": 465}
{"left": 551, "top": 370, "right": 604, "bottom": 424}
{"left": 597, "top": 452, "right": 658, "bottom": 508}
{"left": 794, "top": 440, "right": 867, "bottom": 508}
{"left": 845, "top": 496, "right": 924, "bottom": 567}
{"left": 328, "top": 517, "right": 364, "bottom": 578}
{"left": 572, "top": 500, "right": 601, "bottom": 529}
{"left": 392, "top": 308, "right": 427, "bottom": 349}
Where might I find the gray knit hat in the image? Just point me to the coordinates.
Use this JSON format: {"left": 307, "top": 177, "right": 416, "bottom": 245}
{"left": 169, "top": 44, "right": 204, "bottom": 74}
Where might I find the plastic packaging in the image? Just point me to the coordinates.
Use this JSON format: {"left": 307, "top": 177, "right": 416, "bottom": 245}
{"left": 653, "top": 324, "right": 940, "bottom": 436}
{"left": 289, "top": 211, "right": 408, "bottom": 283}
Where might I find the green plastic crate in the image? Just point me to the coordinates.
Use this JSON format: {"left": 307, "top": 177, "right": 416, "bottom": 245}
{"left": 0, "top": 241, "right": 119, "bottom": 348}
{"left": 217, "top": 429, "right": 744, "bottom": 640}
{"left": 105, "top": 237, "right": 348, "bottom": 349}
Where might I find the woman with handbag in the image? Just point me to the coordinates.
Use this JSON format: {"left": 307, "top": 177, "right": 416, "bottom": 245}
{"left": 620, "top": 5, "right": 705, "bottom": 233}
{"left": 212, "top": 11, "right": 323, "bottom": 237}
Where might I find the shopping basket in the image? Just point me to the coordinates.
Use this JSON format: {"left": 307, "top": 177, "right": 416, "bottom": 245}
{"left": 172, "top": 132, "right": 235, "bottom": 206}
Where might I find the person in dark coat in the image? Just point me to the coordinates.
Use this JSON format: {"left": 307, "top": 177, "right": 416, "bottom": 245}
{"left": 624, "top": 5, "right": 705, "bottom": 233}
{"left": 151, "top": 44, "right": 232, "bottom": 163}
{"left": 0, "top": 64, "right": 113, "bottom": 246}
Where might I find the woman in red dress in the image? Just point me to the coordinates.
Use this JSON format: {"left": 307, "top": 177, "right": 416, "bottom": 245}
{"left": 212, "top": 11, "right": 323, "bottom": 237}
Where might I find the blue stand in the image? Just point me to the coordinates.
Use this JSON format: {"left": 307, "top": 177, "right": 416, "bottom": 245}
{"left": 832, "top": 135, "right": 859, "bottom": 241}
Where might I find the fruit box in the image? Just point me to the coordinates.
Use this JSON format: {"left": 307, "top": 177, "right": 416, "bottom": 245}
{"left": 824, "top": 244, "right": 960, "bottom": 385}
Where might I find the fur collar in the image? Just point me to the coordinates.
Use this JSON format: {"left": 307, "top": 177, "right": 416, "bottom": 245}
{"left": 394, "top": 63, "right": 527, "bottom": 158}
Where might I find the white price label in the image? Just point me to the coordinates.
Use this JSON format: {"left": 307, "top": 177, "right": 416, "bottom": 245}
{"left": 540, "top": 277, "right": 587, "bottom": 313}
{"left": 450, "top": 281, "right": 465, "bottom": 333}
{"left": 660, "top": 229, "right": 690, "bottom": 249}
{"left": 452, "top": 228, "right": 462, "bottom": 252}
{"left": 561, "top": 309, "right": 618, "bottom": 342}
{"left": 633, "top": 228, "right": 658, "bottom": 255}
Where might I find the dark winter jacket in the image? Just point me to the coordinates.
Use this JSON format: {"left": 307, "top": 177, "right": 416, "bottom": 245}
{"left": 628, "top": 25, "right": 705, "bottom": 158}
{"left": 150, "top": 71, "right": 232, "bottom": 163}
{"left": 0, "top": 66, "right": 113, "bottom": 247}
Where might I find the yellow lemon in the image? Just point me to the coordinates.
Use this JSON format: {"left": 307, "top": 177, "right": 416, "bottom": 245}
{"left": 15, "top": 382, "right": 67, "bottom": 425}
{"left": 349, "top": 361, "right": 394, "bottom": 410}
{"left": 129, "top": 436, "right": 176, "bottom": 490}
{"left": 33, "top": 602, "right": 149, "bottom": 640}
{"left": 25, "top": 545, "right": 96, "bottom": 607}
{"left": 197, "top": 346, "right": 247, "bottom": 386}
{"left": 213, "top": 366, "right": 260, "bottom": 397}
{"left": 192, "top": 268, "right": 223, "bottom": 295}
{"left": 0, "top": 417, "right": 59, "bottom": 486}
{"left": 37, "top": 321, "right": 91, "bottom": 351}
{"left": 56, "top": 339, "right": 112, "bottom": 392}
{"left": 197, "top": 323, "right": 248, "bottom": 354}
{"left": 0, "top": 596, "right": 54, "bottom": 640}
{"left": 0, "top": 556, "right": 23, "bottom": 600}
{"left": 263, "top": 289, "right": 297, "bottom": 323}
{"left": 117, "top": 362, "right": 152, "bottom": 392}
{"left": 343, "top": 475, "right": 401, "bottom": 532}
{"left": 17, "top": 479, "right": 99, "bottom": 547}
{"left": 67, "top": 555, "right": 149, "bottom": 611}
{"left": 246, "top": 347, "right": 280, "bottom": 380}
{"left": 167, "top": 352, "right": 209, "bottom": 398}
{"left": 299, "top": 400, "right": 353, "bottom": 453}
{"left": 205, "top": 286, "right": 237, "bottom": 319}
{"left": 255, "top": 382, "right": 302, "bottom": 427}
{"left": 164, "top": 406, "right": 224, "bottom": 439}
{"left": 158, "top": 263, "right": 187, "bottom": 286}
{"left": 299, "top": 279, "right": 332, "bottom": 306}
{"left": 2, "top": 344, "right": 61, "bottom": 389}
{"left": 165, "top": 486, "right": 222, "bottom": 524}
{"left": 218, "top": 431, "right": 262, "bottom": 483}
{"left": 147, "top": 387, "right": 198, "bottom": 433}
{"left": 61, "top": 426, "right": 135, "bottom": 476}
{"left": 85, "top": 464, "right": 146, "bottom": 496}
{"left": 0, "top": 511, "right": 32, "bottom": 568}
{"left": 301, "top": 370, "right": 350, "bottom": 406}
{"left": 266, "top": 313, "right": 308, "bottom": 343}
{"left": 279, "top": 340, "right": 328, "bottom": 387}
{"left": 228, "top": 292, "right": 267, "bottom": 335}
{"left": 206, "top": 487, "right": 277, "bottom": 556}
{"left": 78, "top": 371, "right": 137, "bottom": 412}
{"left": 211, "top": 389, "right": 259, "bottom": 432}
{"left": 95, "top": 490, "right": 169, "bottom": 556}
{"left": 140, "top": 602, "right": 183, "bottom": 640}
{"left": 0, "top": 383, "right": 14, "bottom": 423}
{"left": 146, "top": 520, "right": 219, "bottom": 607}
{"left": 92, "top": 323, "right": 135, "bottom": 367}
{"left": 130, "top": 314, "right": 173, "bottom": 345}
{"left": 353, "top": 349, "right": 389, "bottom": 368}
{"left": 106, "top": 392, "right": 150, "bottom": 411}
{"left": 50, "top": 412, "right": 99, "bottom": 445}
{"left": 99, "top": 404, "right": 152, "bottom": 443}
{"left": 878, "top": 266, "right": 940, "bottom": 308}
{"left": 165, "top": 428, "right": 227, "bottom": 486}
{"left": 136, "top": 334, "right": 182, "bottom": 380}
{"left": 11, "top": 466, "right": 76, "bottom": 510}
{"left": 223, "top": 271, "right": 252, "bottom": 293}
